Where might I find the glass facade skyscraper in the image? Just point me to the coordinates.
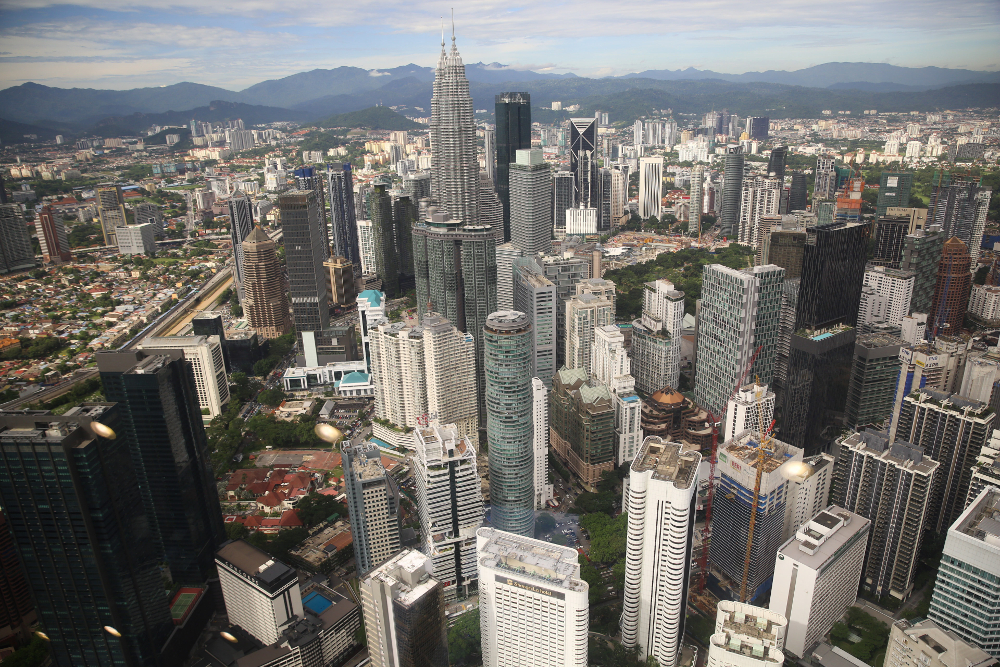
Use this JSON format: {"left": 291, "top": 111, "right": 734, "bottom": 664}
{"left": 495, "top": 92, "right": 532, "bottom": 242}
{"left": 279, "top": 189, "right": 331, "bottom": 365}
{"left": 328, "top": 162, "right": 361, "bottom": 270}
{"left": 795, "top": 221, "right": 873, "bottom": 330}
{"left": 720, "top": 145, "right": 744, "bottom": 237}
{"left": 484, "top": 311, "right": 534, "bottom": 537}
{"left": 228, "top": 190, "right": 255, "bottom": 301}
{"left": 569, "top": 118, "right": 599, "bottom": 211}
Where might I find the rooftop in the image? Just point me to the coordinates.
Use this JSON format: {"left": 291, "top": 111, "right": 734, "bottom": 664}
{"left": 778, "top": 506, "right": 870, "bottom": 569}
{"left": 956, "top": 487, "right": 1000, "bottom": 546}
{"left": 477, "top": 527, "right": 587, "bottom": 593}
{"left": 893, "top": 618, "right": 997, "bottom": 667}
{"left": 367, "top": 549, "right": 439, "bottom": 607}
{"left": 709, "top": 632, "right": 784, "bottom": 663}
{"left": 631, "top": 437, "right": 700, "bottom": 488}
{"left": 216, "top": 540, "right": 295, "bottom": 585}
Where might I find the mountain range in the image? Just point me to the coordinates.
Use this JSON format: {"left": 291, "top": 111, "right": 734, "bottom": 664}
{"left": 1, "top": 62, "right": 998, "bottom": 138}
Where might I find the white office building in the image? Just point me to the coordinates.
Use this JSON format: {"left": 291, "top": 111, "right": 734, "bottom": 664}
{"left": 707, "top": 601, "right": 788, "bottom": 667}
{"left": 532, "top": 378, "right": 554, "bottom": 509}
{"left": 861, "top": 266, "right": 915, "bottom": 326}
{"left": 770, "top": 507, "right": 871, "bottom": 658}
{"left": 722, "top": 382, "right": 776, "bottom": 443}
{"left": 565, "top": 205, "right": 598, "bottom": 236}
{"left": 513, "top": 263, "right": 558, "bottom": 385}
{"left": 630, "top": 279, "right": 685, "bottom": 394}
{"left": 357, "top": 218, "right": 376, "bottom": 275}
{"left": 216, "top": 540, "right": 304, "bottom": 645}
{"left": 413, "top": 424, "right": 483, "bottom": 601}
{"left": 621, "top": 437, "right": 701, "bottom": 666}
{"left": 565, "top": 293, "right": 613, "bottom": 375}
{"left": 139, "top": 335, "right": 229, "bottom": 418}
{"left": 509, "top": 149, "right": 553, "bottom": 256}
{"left": 496, "top": 243, "right": 524, "bottom": 311}
{"left": 343, "top": 443, "right": 401, "bottom": 575}
{"left": 477, "top": 527, "right": 589, "bottom": 667}
{"left": 639, "top": 156, "right": 663, "bottom": 219}
{"left": 115, "top": 223, "right": 156, "bottom": 255}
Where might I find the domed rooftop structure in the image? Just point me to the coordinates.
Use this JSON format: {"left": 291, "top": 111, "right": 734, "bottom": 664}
{"left": 651, "top": 387, "right": 685, "bottom": 405}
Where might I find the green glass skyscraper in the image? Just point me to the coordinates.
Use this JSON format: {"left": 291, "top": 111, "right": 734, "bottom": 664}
{"left": 484, "top": 311, "right": 534, "bottom": 537}
{"left": 876, "top": 171, "right": 913, "bottom": 218}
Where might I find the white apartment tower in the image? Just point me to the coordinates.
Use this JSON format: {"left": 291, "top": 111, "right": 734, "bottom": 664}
{"left": 513, "top": 262, "right": 558, "bottom": 385}
{"left": 413, "top": 424, "right": 483, "bottom": 601}
{"left": 140, "top": 335, "right": 230, "bottom": 418}
{"left": 722, "top": 382, "right": 776, "bottom": 443}
{"left": 564, "top": 293, "right": 613, "bottom": 375}
{"left": 343, "top": 443, "right": 402, "bottom": 575}
{"left": 782, "top": 453, "right": 834, "bottom": 541}
{"left": 532, "top": 378, "right": 554, "bottom": 509}
{"left": 495, "top": 243, "right": 524, "bottom": 311}
{"left": 621, "top": 437, "right": 701, "bottom": 666}
{"left": 861, "top": 266, "right": 915, "bottom": 326}
{"left": 737, "top": 176, "right": 781, "bottom": 246}
{"left": 707, "top": 601, "right": 788, "bottom": 667}
{"left": 592, "top": 324, "right": 644, "bottom": 464}
{"left": 770, "top": 507, "right": 871, "bottom": 657}
{"left": 630, "top": 279, "right": 685, "bottom": 394}
{"left": 357, "top": 219, "right": 376, "bottom": 275}
{"left": 639, "top": 156, "right": 663, "bottom": 219}
{"left": 690, "top": 165, "right": 705, "bottom": 236}
{"left": 611, "top": 168, "right": 627, "bottom": 219}
{"left": 477, "top": 527, "right": 589, "bottom": 667}
{"left": 216, "top": 540, "right": 305, "bottom": 645}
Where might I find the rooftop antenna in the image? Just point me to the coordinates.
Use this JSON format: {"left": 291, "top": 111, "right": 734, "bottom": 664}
{"left": 440, "top": 17, "right": 444, "bottom": 49}
{"left": 451, "top": 8, "right": 455, "bottom": 42}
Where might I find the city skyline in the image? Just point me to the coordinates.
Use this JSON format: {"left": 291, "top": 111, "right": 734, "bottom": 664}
{"left": 0, "top": 1, "right": 998, "bottom": 90}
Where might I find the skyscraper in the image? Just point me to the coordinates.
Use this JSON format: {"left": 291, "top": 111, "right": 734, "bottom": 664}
{"left": 929, "top": 176, "right": 992, "bottom": 266}
{"left": 97, "top": 350, "right": 225, "bottom": 584}
{"left": 361, "top": 550, "right": 450, "bottom": 667}
{"left": 412, "top": 213, "right": 498, "bottom": 427}
{"left": 553, "top": 171, "right": 576, "bottom": 237}
{"left": 876, "top": 172, "right": 914, "bottom": 218}
{"left": 228, "top": 190, "right": 255, "bottom": 300}
{"left": 509, "top": 148, "right": 552, "bottom": 256}
{"left": 0, "top": 405, "right": 173, "bottom": 666}
{"left": 812, "top": 156, "right": 837, "bottom": 208}
{"left": 293, "top": 166, "right": 329, "bottom": 252}
{"left": 872, "top": 214, "right": 913, "bottom": 268}
{"left": 796, "top": 221, "right": 873, "bottom": 330}
{"left": 930, "top": 237, "right": 972, "bottom": 336}
{"left": 639, "top": 156, "right": 663, "bottom": 220}
{"left": 368, "top": 184, "right": 399, "bottom": 297}
{"left": 343, "top": 442, "right": 402, "bottom": 575}
{"left": 0, "top": 509, "right": 35, "bottom": 649}
{"left": 631, "top": 279, "right": 685, "bottom": 395}
{"left": 280, "top": 190, "right": 332, "bottom": 365}
{"left": 35, "top": 204, "right": 71, "bottom": 264}
{"left": 532, "top": 378, "right": 554, "bottom": 508}
{"left": 844, "top": 332, "right": 904, "bottom": 429}
{"left": 745, "top": 116, "right": 769, "bottom": 140}
{"left": 695, "top": 264, "right": 785, "bottom": 416}
{"left": 550, "top": 367, "right": 616, "bottom": 490}
{"left": 431, "top": 28, "right": 478, "bottom": 226}
{"left": 241, "top": 226, "right": 292, "bottom": 339}
{"left": 767, "top": 146, "right": 787, "bottom": 180}
{"left": 484, "top": 311, "right": 535, "bottom": 537}
{"left": 720, "top": 145, "right": 745, "bottom": 237}
{"left": 690, "top": 165, "right": 705, "bottom": 237}
{"left": 392, "top": 191, "right": 416, "bottom": 281}
{"left": 886, "top": 618, "right": 996, "bottom": 667}
{"left": 832, "top": 430, "right": 937, "bottom": 599}
{"left": 722, "top": 382, "right": 775, "bottom": 443}
{"left": 564, "top": 292, "right": 613, "bottom": 375}
{"left": 570, "top": 118, "right": 599, "bottom": 209}
{"left": 413, "top": 424, "right": 483, "bottom": 602}
{"left": 477, "top": 528, "right": 589, "bottom": 667}
{"left": 328, "top": 163, "right": 361, "bottom": 271}
{"left": 512, "top": 262, "right": 557, "bottom": 384}
{"left": 789, "top": 172, "right": 807, "bottom": 212}
{"left": 484, "top": 127, "right": 496, "bottom": 186}
{"left": 478, "top": 171, "right": 503, "bottom": 233}
{"left": 495, "top": 242, "right": 523, "bottom": 311}
{"left": 621, "top": 437, "right": 700, "bottom": 666}
{"left": 738, "top": 176, "right": 782, "bottom": 246}
{"left": 137, "top": 335, "right": 231, "bottom": 419}
{"left": 134, "top": 201, "right": 163, "bottom": 238}
{"left": 928, "top": 486, "right": 1000, "bottom": 657}
{"left": 495, "top": 92, "right": 531, "bottom": 241}
{"left": 0, "top": 204, "right": 34, "bottom": 275}
{"left": 901, "top": 223, "right": 946, "bottom": 314}
{"left": 96, "top": 183, "right": 127, "bottom": 246}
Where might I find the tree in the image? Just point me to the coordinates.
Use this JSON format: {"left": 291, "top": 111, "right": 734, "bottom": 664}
{"left": 258, "top": 388, "right": 286, "bottom": 407}
{"left": 225, "top": 522, "right": 249, "bottom": 541}
{"left": 448, "top": 609, "right": 482, "bottom": 666}
{"left": 295, "top": 493, "right": 347, "bottom": 528}
{"left": 580, "top": 512, "right": 628, "bottom": 564}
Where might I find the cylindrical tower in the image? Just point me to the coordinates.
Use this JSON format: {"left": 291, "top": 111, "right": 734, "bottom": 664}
{"left": 484, "top": 310, "right": 534, "bottom": 537}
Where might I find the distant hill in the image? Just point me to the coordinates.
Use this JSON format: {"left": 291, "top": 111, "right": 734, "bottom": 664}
{"left": 240, "top": 65, "right": 434, "bottom": 108}
{"left": 314, "top": 106, "right": 420, "bottom": 130}
{"left": 89, "top": 100, "right": 310, "bottom": 136}
{"left": 0, "top": 116, "right": 60, "bottom": 144}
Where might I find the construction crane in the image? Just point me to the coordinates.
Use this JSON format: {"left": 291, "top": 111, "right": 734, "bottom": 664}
{"left": 738, "top": 380, "right": 778, "bottom": 603}
{"left": 695, "top": 344, "right": 763, "bottom": 596}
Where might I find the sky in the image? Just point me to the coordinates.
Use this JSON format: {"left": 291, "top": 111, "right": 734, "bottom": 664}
{"left": 0, "top": 0, "right": 998, "bottom": 91}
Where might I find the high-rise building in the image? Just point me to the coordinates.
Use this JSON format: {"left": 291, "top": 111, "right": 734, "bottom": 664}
{"left": 707, "top": 603, "right": 787, "bottom": 667}
{"left": 845, "top": 332, "right": 904, "bottom": 429}
{"left": 280, "top": 189, "right": 333, "bottom": 365}
{"left": 228, "top": 190, "right": 255, "bottom": 300}
{"left": 620, "top": 438, "right": 700, "bottom": 665}
{"left": 97, "top": 350, "right": 225, "bottom": 583}
{"left": 0, "top": 509, "right": 35, "bottom": 650}
{"left": 324, "top": 254, "right": 357, "bottom": 306}
{"left": 900, "top": 223, "right": 946, "bottom": 315}
{"left": 770, "top": 507, "right": 870, "bottom": 658}
{"left": 509, "top": 148, "right": 552, "bottom": 256}
{"left": 496, "top": 242, "right": 523, "bottom": 311}
{"left": 477, "top": 527, "right": 588, "bottom": 667}
{"left": 695, "top": 264, "right": 785, "bottom": 416}
{"left": 745, "top": 116, "right": 769, "bottom": 140}
{"left": 550, "top": 367, "right": 616, "bottom": 491}
{"left": 929, "top": 176, "right": 992, "bottom": 266}
{"left": 35, "top": 204, "right": 71, "bottom": 264}
{"left": 138, "top": 335, "right": 230, "bottom": 418}
{"left": 631, "top": 279, "right": 685, "bottom": 395}
{"left": 293, "top": 166, "right": 330, "bottom": 252}
{"left": 611, "top": 167, "right": 627, "bottom": 220}
{"left": 431, "top": 29, "right": 478, "bottom": 226}
{"left": 782, "top": 453, "right": 835, "bottom": 541}
{"left": 767, "top": 146, "right": 787, "bottom": 181}
{"left": 369, "top": 314, "right": 479, "bottom": 445}
{"left": 361, "top": 549, "right": 450, "bottom": 667}
{"left": 0, "top": 405, "right": 173, "bottom": 666}
{"left": 553, "top": 171, "right": 576, "bottom": 237}
{"left": 343, "top": 442, "right": 401, "bottom": 574}
{"left": 928, "top": 486, "right": 1000, "bottom": 657}
{"left": 766, "top": 224, "right": 807, "bottom": 279}
{"left": 564, "top": 292, "right": 613, "bottom": 375}
{"left": 402, "top": 171, "right": 431, "bottom": 206}
{"left": 738, "top": 176, "right": 781, "bottom": 246}
{"left": 327, "top": 163, "right": 361, "bottom": 270}
{"left": 591, "top": 325, "right": 643, "bottom": 464}
{"left": 241, "top": 226, "right": 292, "bottom": 339}
{"left": 876, "top": 172, "right": 914, "bottom": 218}
{"left": 357, "top": 218, "right": 376, "bottom": 275}
{"left": 895, "top": 388, "right": 994, "bottom": 534}
{"left": 413, "top": 424, "right": 483, "bottom": 602}
{"left": 484, "top": 127, "right": 496, "bottom": 185}
{"left": 796, "top": 221, "right": 873, "bottom": 330}
{"left": 789, "top": 172, "right": 807, "bottom": 212}
{"left": 0, "top": 205, "right": 33, "bottom": 275}
{"left": 929, "top": 237, "right": 972, "bottom": 336}
{"left": 690, "top": 165, "right": 705, "bottom": 236}
{"left": 513, "top": 262, "right": 557, "bottom": 384}
{"left": 886, "top": 618, "right": 997, "bottom": 667}
{"left": 812, "top": 156, "right": 837, "bottom": 208}
{"left": 710, "top": 430, "right": 804, "bottom": 602}
{"left": 832, "top": 430, "right": 937, "bottom": 599}
{"left": 478, "top": 171, "right": 503, "bottom": 234}
{"left": 532, "top": 378, "right": 555, "bottom": 508}
{"left": 368, "top": 184, "right": 399, "bottom": 297}
{"left": 216, "top": 540, "right": 304, "bottom": 645}
{"left": 519, "top": 254, "right": 591, "bottom": 366}
{"left": 115, "top": 223, "right": 156, "bottom": 256}
{"left": 495, "top": 93, "right": 532, "bottom": 240}
{"left": 859, "top": 265, "right": 914, "bottom": 327}
{"left": 96, "top": 183, "right": 127, "bottom": 246}
{"left": 720, "top": 146, "right": 745, "bottom": 236}
{"left": 639, "top": 156, "right": 663, "bottom": 220}
{"left": 570, "top": 118, "right": 599, "bottom": 212}
{"left": 722, "top": 382, "right": 775, "bottom": 443}
{"left": 484, "top": 311, "right": 535, "bottom": 537}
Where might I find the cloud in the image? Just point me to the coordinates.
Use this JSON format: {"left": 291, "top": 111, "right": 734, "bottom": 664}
{"left": 369, "top": 70, "right": 389, "bottom": 76}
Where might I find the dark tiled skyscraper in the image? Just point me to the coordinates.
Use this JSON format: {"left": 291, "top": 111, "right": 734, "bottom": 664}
{"left": 789, "top": 172, "right": 807, "bottom": 212}
{"left": 228, "top": 190, "right": 255, "bottom": 301}
{"left": 369, "top": 184, "right": 399, "bottom": 297}
{"left": 767, "top": 146, "right": 787, "bottom": 180}
{"left": 795, "top": 221, "right": 873, "bottom": 330}
{"left": 97, "top": 350, "right": 225, "bottom": 584}
{"left": 0, "top": 405, "right": 172, "bottom": 666}
{"left": 0, "top": 509, "right": 34, "bottom": 649}
{"left": 280, "top": 190, "right": 331, "bottom": 365}
{"left": 495, "top": 92, "right": 531, "bottom": 242}
{"left": 294, "top": 166, "right": 330, "bottom": 252}
{"left": 328, "top": 162, "right": 361, "bottom": 270}
{"left": 876, "top": 172, "right": 913, "bottom": 218}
